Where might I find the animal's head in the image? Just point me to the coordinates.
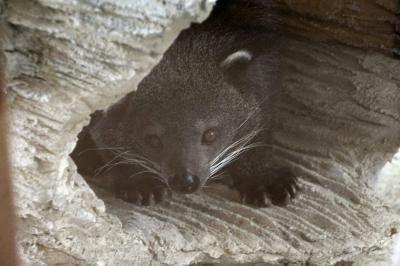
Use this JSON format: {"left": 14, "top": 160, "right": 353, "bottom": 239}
{"left": 95, "top": 28, "right": 281, "bottom": 194}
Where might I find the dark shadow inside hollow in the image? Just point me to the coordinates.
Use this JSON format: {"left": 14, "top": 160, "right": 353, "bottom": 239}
{"left": 70, "top": 110, "right": 113, "bottom": 187}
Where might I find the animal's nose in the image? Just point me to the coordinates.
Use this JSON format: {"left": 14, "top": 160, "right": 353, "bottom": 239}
{"left": 168, "top": 173, "right": 200, "bottom": 194}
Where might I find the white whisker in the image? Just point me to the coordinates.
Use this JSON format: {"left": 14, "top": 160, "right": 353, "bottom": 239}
{"left": 206, "top": 171, "right": 227, "bottom": 183}
{"left": 77, "top": 146, "right": 126, "bottom": 156}
{"left": 233, "top": 108, "right": 261, "bottom": 134}
{"left": 210, "top": 129, "right": 261, "bottom": 166}
{"left": 94, "top": 151, "right": 131, "bottom": 177}
{"left": 210, "top": 143, "right": 266, "bottom": 176}
{"left": 127, "top": 171, "right": 168, "bottom": 186}
{"left": 93, "top": 147, "right": 164, "bottom": 184}
{"left": 208, "top": 128, "right": 267, "bottom": 178}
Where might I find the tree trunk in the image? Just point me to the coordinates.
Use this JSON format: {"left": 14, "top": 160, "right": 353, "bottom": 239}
{"left": 4, "top": 0, "right": 400, "bottom": 265}
{"left": 0, "top": 44, "right": 18, "bottom": 265}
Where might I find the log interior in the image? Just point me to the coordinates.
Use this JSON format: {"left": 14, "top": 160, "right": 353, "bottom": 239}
{"left": 4, "top": 0, "right": 400, "bottom": 265}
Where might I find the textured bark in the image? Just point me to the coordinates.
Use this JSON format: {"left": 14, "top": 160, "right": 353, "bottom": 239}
{"left": 5, "top": 0, "right": 214, "bottom": 265}
{"left": 376, "top": 151, "right": 400, "bottom": 266}
{"left": 4, "top": 0, "right": 400, "bottom": 265}
{"left": 0, "top": 49, "right": 18, "bottom": 265}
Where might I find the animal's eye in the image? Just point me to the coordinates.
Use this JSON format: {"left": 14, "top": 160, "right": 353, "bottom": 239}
{"left": 202, "top": 128, "right": 217, "bottom": 145}
{"left": 145, "top": 134, "right": 163, "bottom": 149}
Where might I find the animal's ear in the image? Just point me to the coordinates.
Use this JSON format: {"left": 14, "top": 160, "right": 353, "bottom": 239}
{"left": 220, "top": 49, "right": 253, "bottom": 88}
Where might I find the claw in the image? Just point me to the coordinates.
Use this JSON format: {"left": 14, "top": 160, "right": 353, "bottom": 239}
{"left": 155, "top": 188, "right": 168, "bottom": 203}
{"left": 233, "top": 168, "right": 299, "bottom": 207}
{"left": 146, "top": 193, "right": 155, "bottom": 206}
{"left": 116, "top": 183, "right": 168, "bottom": 205}
{"left": 240, "top": 193, "right": 246, "bottom": 204}
{"left": 263, "top": 192, "right": 271, "bottom": 206}
{"left": 287, "top": 186, "right": 295, "bottom": 199}
{"left": 136, "top": 193, "right": 143, "bottom": 205}
{"left": 122, "top": 191, "right": 129, "bottom": 201}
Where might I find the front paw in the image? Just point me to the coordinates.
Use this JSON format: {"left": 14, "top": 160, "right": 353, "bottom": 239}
{"left": 234, "top": 168, "right": 299, "bottom": 207}
{"left": 115, "top": 178, "right": 169, "bottom": 206}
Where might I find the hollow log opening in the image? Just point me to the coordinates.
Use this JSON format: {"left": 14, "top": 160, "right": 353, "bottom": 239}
{"left": 4, "top": 0, "right": 400, "bottom": 265}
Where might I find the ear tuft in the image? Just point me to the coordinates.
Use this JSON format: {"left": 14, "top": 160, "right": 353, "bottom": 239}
{"left": 220, "top": 49, "right": 253, "bottom": 69}
{"left": 220, "top": 49, "right": 253, "bottom": 89}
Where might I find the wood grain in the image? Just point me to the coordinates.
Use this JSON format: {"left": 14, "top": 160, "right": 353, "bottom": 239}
{"left": 0, "top": 52, "right": 18, "bottom": 265}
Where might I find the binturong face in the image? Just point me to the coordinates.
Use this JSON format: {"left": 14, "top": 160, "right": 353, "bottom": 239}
{"left": 122, "top": 51, "right": 261, "bottom": 194}
{"left": 93, "top": 48, "right": 266, "bottom": 194}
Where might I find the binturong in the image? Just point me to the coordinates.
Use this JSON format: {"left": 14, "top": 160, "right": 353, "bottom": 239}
{"left": 72, "top": 9, "right": 299, "bottom": 207}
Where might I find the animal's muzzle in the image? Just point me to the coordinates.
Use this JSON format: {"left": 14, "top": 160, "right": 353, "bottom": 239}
{"left": 168, "top": 173, "right": 200, "bottom": 194}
